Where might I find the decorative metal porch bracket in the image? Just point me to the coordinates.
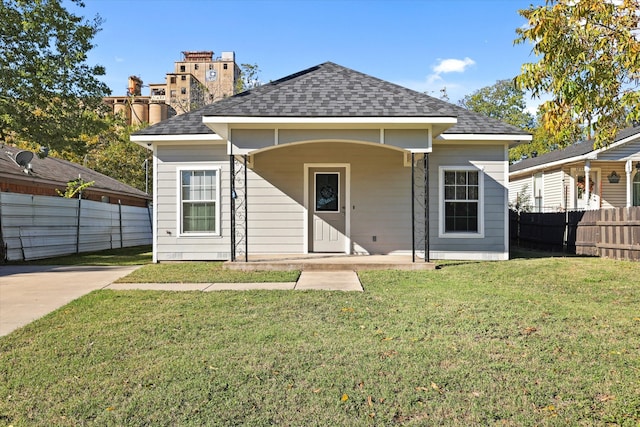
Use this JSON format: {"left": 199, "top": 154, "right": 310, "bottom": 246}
{"left": 411, "top": 153, "right": 430, "bottom": 262}
{"left": 230, "top": 154, "right": 248, "bottom": 262}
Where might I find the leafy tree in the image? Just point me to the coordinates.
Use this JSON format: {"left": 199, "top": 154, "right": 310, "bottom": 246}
{"left": 515, "top": 0, "right": 640, "bottom": 148}
{"left": 0, "top": 0, "right": 111, "bottom": 154}
{"left": 236, "top": 63, "right": 261, "bottom": 93}
{"left": 459, "top": 79, "right": 535, "bottom": 130}
{"left": 55, "top": 177, "right": 94, "bottom": 199}
{"left": 82, "top": 117, "right": 152, "bottom": 194}
{"left": 508, "top": 119, "right": 557, "bottom": 163}
{"left": 459, "top": 80, "right": 543, "bottom": 162}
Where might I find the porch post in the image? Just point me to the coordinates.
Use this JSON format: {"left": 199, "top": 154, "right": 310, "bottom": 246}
{"left": 243, "top": 154, "right": 248, "bottom": 262}
{"left": 625, "top": 160, "right": 633, "bottom": 208}
{"left": 411, "top": 153, "right": 415, "bottom": 262}
{"left": 424, "top": 153, "right": 430, "bottom": 262}
{"left": 230, "top": 154, "right": 236, "bottom": 262}
{"left": 584, "top": 160, "right": 591, "bottom": 209}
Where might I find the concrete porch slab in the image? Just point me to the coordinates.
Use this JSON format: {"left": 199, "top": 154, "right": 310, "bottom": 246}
{"left": 224, "top": 254, "right": 436, "bottom": 272}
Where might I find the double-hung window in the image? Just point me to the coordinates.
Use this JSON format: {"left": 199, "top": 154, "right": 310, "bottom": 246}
{"left": 179, "top": 168, "right": 220, "bottom": 235}
{"left": 440, "top": 167, "right": 483, "bottom": 237}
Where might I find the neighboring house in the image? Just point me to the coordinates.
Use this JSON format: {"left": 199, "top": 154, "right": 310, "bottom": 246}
{"left": 131, "top": 62, "right": 530, "bottom": 262}
{"left": 509, "top": 126, "right": 640, "bottom": 212}
{"left": 0, "top": 145, "right": 151, "bottom": 207}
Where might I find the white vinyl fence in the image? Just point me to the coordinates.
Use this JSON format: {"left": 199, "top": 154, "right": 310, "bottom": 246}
{"left": 0, "top": 192, "right": 152, "bottom": 261}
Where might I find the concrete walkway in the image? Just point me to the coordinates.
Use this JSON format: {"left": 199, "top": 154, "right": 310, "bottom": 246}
{"left": 0, "top": 265, "right": 141, "bottom": 337}
{"left": 0, "top": 267, "right": 362, "bottom": 337}
{"left": 107, "top": 271, "right": 363, "bottom": 292}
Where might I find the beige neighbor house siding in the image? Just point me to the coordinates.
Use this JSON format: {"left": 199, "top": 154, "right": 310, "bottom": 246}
{"left": 250, "top": 141, "right": 411, "bottom": 255}
{"left": 599, "top": 138, "right": 640, "bottom": 161}
{"left": 509, "top": 175, "right": 532, "bottom": 207}
{"left": 542, "top": 169, "right": 564, "bottom": 211}
{"left": 589, "top": 162, "right": 626, "bottom": 208}
{"left": 429, "top": 143, "right": 509, "bottom": 260}
{"left": 509, "top": 169, "right": 565, "bottom": 212}
{"left": 155, "top": 144, "right": 231, "bottom": 261}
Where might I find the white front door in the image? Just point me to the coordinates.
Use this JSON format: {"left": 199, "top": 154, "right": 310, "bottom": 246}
{"left": 309, "top": 168, "right": 346, "bottom": 252}
{"left": 573, "top": 168, "right": 601, "bottom": 209}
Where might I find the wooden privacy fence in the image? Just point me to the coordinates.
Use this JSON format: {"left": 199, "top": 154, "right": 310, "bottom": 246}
{"left": 575, "top": 207, "right": 640, "bottom": 260}
{"left": 0, "top": 192, "right": 152, "bottom": 262}
{"left": 511, "top": 207, "right": 640, "bottom": 261}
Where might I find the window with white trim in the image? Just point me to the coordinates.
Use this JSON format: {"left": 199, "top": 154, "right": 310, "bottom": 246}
{"left": 179, "top": 169, "right": 220, "bottom": 235}
{"left": 440, "top": 167, "right": 483, "bottom": 237}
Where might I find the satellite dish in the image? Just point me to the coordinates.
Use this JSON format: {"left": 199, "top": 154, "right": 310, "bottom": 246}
{"left": 15, "top": 150, "right": 34, "bottom": 167}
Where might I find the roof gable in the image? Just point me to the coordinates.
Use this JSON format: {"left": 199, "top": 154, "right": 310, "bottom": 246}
{"left": 135, "top": 62, "right": 529, "bottom": 137}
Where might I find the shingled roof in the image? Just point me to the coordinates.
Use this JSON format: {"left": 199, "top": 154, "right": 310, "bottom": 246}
{"left": 510, "top": 126, "right": 640, "bottom": 173}
{"left": 135, "top": 62, "right": 529, "bottom": 137}
{"left": 0, "top": 145, "right": 150, "bottom": 200}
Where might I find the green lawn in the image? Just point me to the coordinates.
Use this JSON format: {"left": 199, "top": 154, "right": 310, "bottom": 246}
{"left": 4, "top": 245, "right": 153, "bottom": 266}
{"left": 115, "top": 261, "right": 300, "bottom": 283}
{"left": 1, "top": 256, "right": 639, "bottom": 426}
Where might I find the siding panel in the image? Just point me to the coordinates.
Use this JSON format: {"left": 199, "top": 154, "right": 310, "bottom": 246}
{"left": 429, "top": 143, "right": 508, "bottom": 258}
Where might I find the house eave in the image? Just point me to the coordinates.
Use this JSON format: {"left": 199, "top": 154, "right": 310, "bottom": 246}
{"left": 509, "top": 153, "right": 590, "bottom": 177}
{"left": 438, "top": 133, "right": 532, "bottom": 143}
{"left": 130, "top": 133, "right": 224, "bottom": 149}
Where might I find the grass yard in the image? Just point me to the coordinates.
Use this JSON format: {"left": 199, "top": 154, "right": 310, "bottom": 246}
{"left": 115, "top": 261, "right": 300, "bottom": 284}
{"left": 1, "top": 256, "right": 639, "bottom": 426}
{"left": 4, "top": 245, "right": 153, "bottom": 266}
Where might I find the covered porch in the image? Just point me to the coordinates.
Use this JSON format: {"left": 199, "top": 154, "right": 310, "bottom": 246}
{"left": 226, "top": 141, "right": 433, "bottom": 265}
{"left": 562, "top": 159, "right": 640, "bottom": 210}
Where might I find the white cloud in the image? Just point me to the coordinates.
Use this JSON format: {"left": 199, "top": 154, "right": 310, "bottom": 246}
{"left": 115, "top": 56, "right": 125, "bottom": 63}
{"left": 432, "top": 57, "right": 476, "bottom": 74}
{"left": 426, "top": 73, "right": 443, "bottom": 86}
{"left": 394, "top": 57, "right": 477, "bottom": 102}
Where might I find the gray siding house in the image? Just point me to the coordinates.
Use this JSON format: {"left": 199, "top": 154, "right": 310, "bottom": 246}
{"left": 131, "top": 62, "right": 530, "bottom": 262}
{"left": 509, "top": 126, "right": 640, "bottom": 212}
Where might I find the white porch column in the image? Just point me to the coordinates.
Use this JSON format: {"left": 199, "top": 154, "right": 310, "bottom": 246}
{"left": 584, "top": 160, "right": 591, "bottom": 208}
{"left": 626, "top": 160, "right": 633, "bottom": 207}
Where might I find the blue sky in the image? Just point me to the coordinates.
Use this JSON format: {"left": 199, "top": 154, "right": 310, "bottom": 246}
{"left": 70, "top": 0, "right": 545, "bottom": 110}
